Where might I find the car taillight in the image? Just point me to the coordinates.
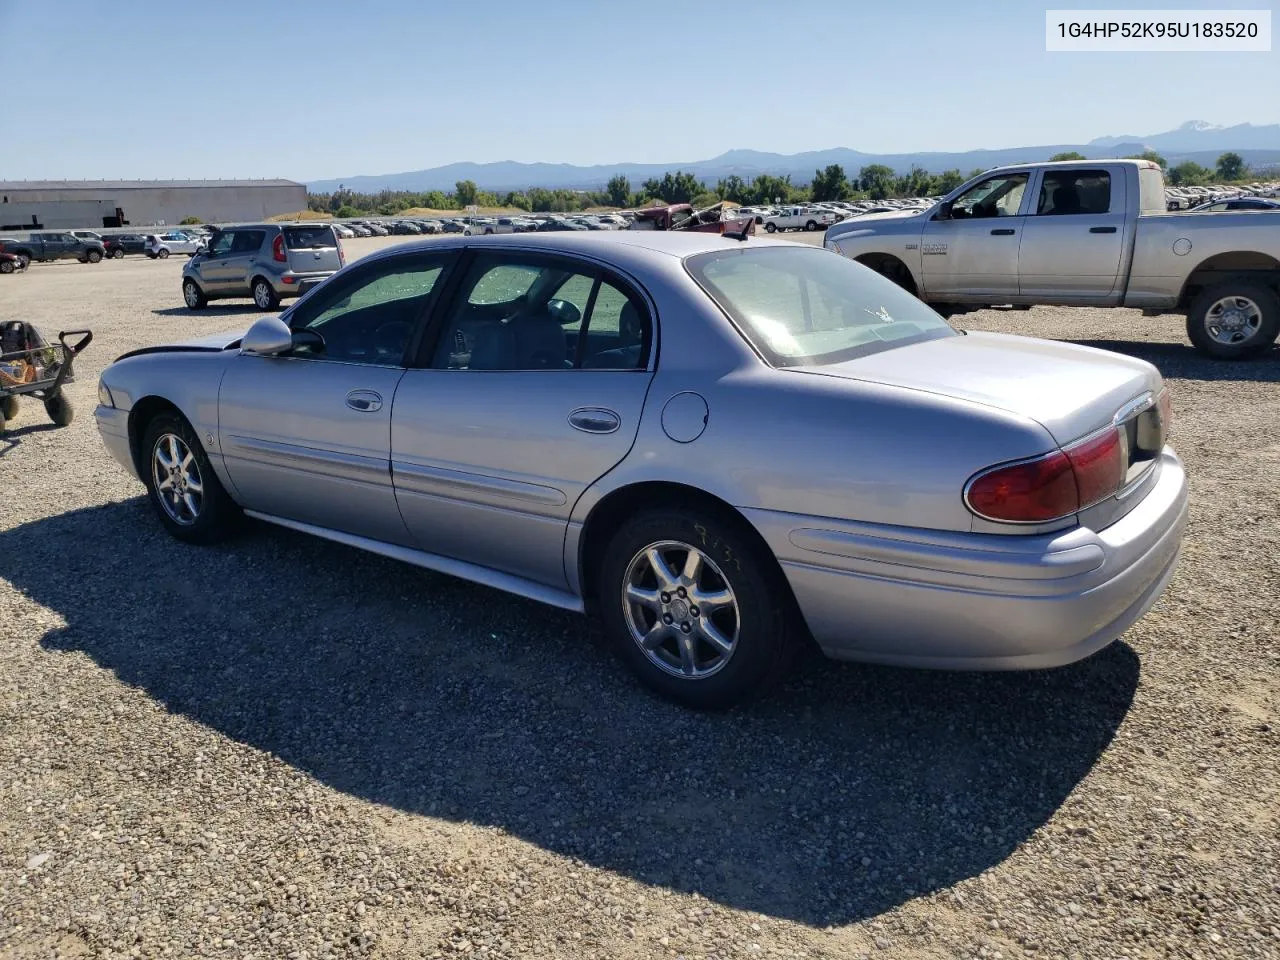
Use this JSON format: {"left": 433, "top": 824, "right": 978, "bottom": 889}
{"left": 965, "top": 426, "right": 1127, "bottom": 524}
{"left": 272, "top": 233, "right": 287, "bottom": 262}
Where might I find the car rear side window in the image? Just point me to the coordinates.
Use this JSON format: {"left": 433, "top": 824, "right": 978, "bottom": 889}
{"left": 1036, "top": 170, "right": 1111, "bottom": 216}
{"left": 687, "top": 245, "right": 956, "bottom": 367}
{"left": 283, "top": 225, "right": 336, "bottom": 249}
{"left": 231, "top": 230, "right": 265, "bottom": 254}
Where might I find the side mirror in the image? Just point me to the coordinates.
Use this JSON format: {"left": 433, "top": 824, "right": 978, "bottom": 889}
{"left": 937, "top": 200, "right": 954, "bottom": 220}
{"left": 546, "top": 298, "right": 582, "bottom": 327}
{"left": 240, "top": 316, "right": 293, "bottom": 356}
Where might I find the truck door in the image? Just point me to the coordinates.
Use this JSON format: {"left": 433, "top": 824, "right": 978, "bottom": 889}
{"left": 920, "top": 171, "right": 1029, "bottom": 298}
{"left": 1017, "top": 168, "right": 1126, "bottom": 302}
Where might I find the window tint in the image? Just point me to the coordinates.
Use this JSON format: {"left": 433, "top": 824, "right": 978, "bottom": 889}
{"left": 283, "top": 225, "right": 336, "bottom": 249}
{"left": 288, "top": 256, "right": 446, "bottom": 365}
{"left": 1036, "top": 171, "right": 1111, "bottom": 216}
{"left": 432, "top": 254, "right": 649, "bottom": 371}
{"left": 687, "top": 245, "right": 955, "bottom": 367}
{"left": 949, "top": 174, "right": 1028, "bottom": 219}
{"left": 207, "top": 232, "right": 234, "bottom": 256}
{"left": 230, "top": 230, "right": 264, "bottom": 254}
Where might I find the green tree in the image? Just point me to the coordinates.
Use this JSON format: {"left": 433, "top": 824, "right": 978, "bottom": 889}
{"left": 1216, "top": 152, "right": 1246, "bottom": 181}
{"left": 935, "top": 169, "right": 965, "bottom": 193}
{"left": 746, "top": 173, "right": 793, "bottom": 205}
{"left": 605, "top": 175, "right": 631, "bottom": 208}
{"left": 715, "top": 175, "right": 747, "bottom": 201}
{"left": 691, "top": 191, "right": 721, "bottom": 209}
{"left": 856, "top": 164, "right": 896, "bottom": 200}
{"left": 1125, "top": 150, "right": 1167, "bottom": 169}
{"left": 1049, "top": 151, "right": 1087, "bottom": 162}
{"left": 454, "top": 179, "right": 479, "bottom": 207}
{"left": 810, "top": 164, "right": 848, "bottom": 201}
{"left": 1168, "top": 161, "right": 1211, "bottom": 186}
{"left": 335, "top": 204, "right": 360, "bottom": 219}
{"left": 179, "top": 215, "right": 201, "bottom": 225}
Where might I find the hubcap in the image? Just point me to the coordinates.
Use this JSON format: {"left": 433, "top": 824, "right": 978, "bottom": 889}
{"left": 151, "top": 433, "right": 204, "bottom": 526}
{"left": 184, "top": 283, "right": 198, "bottom": 307}
{"left": 621, "top": 540, "right": 740, "bottom": 679}
{"left": 255, "top": 283, "right": 271, "bottom": 308}
{"left": 1205, "top": 295, "right": 1262, "bottom": 345}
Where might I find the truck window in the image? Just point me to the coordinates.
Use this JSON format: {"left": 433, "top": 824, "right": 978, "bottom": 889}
{"left": 1036, "top": 171, "right": 1111, "bottom": 216}
{"left": 949, "top": 174, "right": 1028, "bottom": 219}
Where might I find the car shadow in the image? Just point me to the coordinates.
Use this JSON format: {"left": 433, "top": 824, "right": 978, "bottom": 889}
{"left": 152, "top": 305, "right": 268, "bottom": 319}
{"left": 2, "top": 501, "right": 1140, "bottom": 927}
{"left": 1069, "top": 338, "right": 1280, "bottom": 382}
{"left": 0, "top": 421, "right": 61, "bottom": 456}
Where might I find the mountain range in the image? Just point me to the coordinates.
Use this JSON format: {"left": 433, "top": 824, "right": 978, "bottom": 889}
{"left": 306, "top": 121, "right": 1280, "bottom": 193}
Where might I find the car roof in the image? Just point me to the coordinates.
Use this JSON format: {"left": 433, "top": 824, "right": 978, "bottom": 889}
{"left": 369, "top": 230, "right": 801, "bottom": 270}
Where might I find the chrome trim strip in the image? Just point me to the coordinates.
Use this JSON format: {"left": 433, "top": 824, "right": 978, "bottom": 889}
{"left": 223, "top": 435, "right": 391, "bottom": 486}
{"left": 392, "top": 460, "right": 568, "bottom": 506}
{"left": 244, "top": 510, "right": 585, "bottom": 613}
{"left": 1113, "top": 391, "right": 1155, "bottom": 425}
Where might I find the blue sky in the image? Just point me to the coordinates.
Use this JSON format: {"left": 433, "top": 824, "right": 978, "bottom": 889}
{"left": 1, "top": 0, "right": 1276, "bottom": 182}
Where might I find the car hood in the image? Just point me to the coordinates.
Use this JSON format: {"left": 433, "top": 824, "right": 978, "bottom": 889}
{"left": 116, "top": 327, "right": 246, "bottom": 361}
{"left": 790, "top": 331, "right": 1161, "bottom": 446}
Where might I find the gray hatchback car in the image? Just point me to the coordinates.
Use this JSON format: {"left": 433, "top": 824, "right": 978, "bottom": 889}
{"left": 181, "top": 223, "right": 344, "bottom": 311}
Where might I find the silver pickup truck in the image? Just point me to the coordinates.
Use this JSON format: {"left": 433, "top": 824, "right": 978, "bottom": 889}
{"left": 824, "top": 158, "right": 1280, "bottom": 359}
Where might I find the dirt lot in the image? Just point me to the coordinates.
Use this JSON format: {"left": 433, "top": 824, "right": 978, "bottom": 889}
{"left": 0, "top": 236, "right": 1277, "bottom": 959}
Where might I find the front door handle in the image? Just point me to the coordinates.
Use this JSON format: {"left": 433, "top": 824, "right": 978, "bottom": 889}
{"left": 990, "top": 228, "right": 1016, "bottom": 236}
{"left": 1089, "top": 226, "right": 1117, "bottom": 234}
{"left": 345, "top": 389, "right": 383, "bottom": 413}
{"left": 568, "top": 407, "right": 621, "bottom": 434}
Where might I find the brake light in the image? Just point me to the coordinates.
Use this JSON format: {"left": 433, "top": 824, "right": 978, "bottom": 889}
{"left": 965, "top": 426, "right": 1127, "bottom": 524}
{"left": 272, "top": 233, "right": 287, "bottom": 262}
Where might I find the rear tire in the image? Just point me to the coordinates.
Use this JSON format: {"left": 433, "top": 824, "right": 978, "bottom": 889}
{"left": 141, "top": 411, "right": 240, "bottom": 545}
{"left": 112, "top": 248, "right": 125, "bottom": 259}
{"left": 805, "top": 220, "right": 817, "bottom": 231}
{"left": 1186, "top": 282, "right": 1280, "bottom": 360}
{"left": 183, "top": 278, "right": 208, "bottom": 310}
{"left": 1, "top": 396, "right": 19, "bottom": 421}
{"left": 86, "top": 249, "right": 102, "bottom": 263}
{"left": 157, "top": 248, "right": 170, "bottom": 259}
{"left": 0, "top": 260, "right": 13, "bottom": 274}
{"left": 597, "top": 506, "right": 799, "bottom": 709}
{"left": 44, "top": 393, "right": 73, "bottom": 427}
{"left": 252, "top": 277, "right": 280, "bottom": 311}
{"left": 764, "top": 222, "right": 777, "bottom": 233}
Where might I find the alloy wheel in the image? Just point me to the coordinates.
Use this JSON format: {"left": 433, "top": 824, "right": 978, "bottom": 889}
{"left": 151, "top": 433, "right": 204, "bottom": 525}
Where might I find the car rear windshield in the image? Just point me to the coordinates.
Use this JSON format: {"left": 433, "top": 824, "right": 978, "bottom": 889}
{"left": 283, "top": 225, "right": 337, "bottom": 249}
{"left": 685, "top": 246, "right": 957, "bottom": 367}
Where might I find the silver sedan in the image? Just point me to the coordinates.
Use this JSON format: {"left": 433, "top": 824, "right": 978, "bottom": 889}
{"left": 95, "top": 232, "right": 1187, "bottom": 708}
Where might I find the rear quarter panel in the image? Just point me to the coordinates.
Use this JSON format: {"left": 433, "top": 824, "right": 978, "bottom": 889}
{"left": 1127, "top": 212, "right": 1280, "bottom": 308}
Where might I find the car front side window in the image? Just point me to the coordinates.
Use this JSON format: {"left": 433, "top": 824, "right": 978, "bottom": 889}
{"left": 949, "top": 174, "right": 1029, "bottom": 219}
{"left": 287, "top": 254, "right": 449, "bottom": 366}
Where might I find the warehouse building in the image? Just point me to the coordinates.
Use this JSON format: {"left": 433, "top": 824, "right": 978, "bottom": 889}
{"left": 0, "top": 179, "right": 307, "bottom": 230}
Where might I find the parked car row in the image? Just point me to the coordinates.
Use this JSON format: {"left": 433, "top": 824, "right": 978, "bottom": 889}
{"left": 1165, "top": 180, "right": 1280, "bottom": 210}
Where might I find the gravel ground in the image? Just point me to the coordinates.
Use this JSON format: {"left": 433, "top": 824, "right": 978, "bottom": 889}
{"left": 0, "top": 237, "right": 1277, "bottom": 959}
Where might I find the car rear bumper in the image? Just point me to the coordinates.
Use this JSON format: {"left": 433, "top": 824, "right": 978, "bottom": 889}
{"left": 742, "top": 448, "right": 1188, "bottom": 670}
{"left": 271, "top": 271, "right": 337, "bottom": 295}
{"left": 95, "top": 404, "right": 139, "bottom": 481}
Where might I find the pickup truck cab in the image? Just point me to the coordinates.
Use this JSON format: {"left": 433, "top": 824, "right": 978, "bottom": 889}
{"left": 1, "top": 232, "right": 106, "bottom": 266}
{"left": 825, "top": 159, "right": 1280, "bottom": 359}
{"left": 763, "top": 205, "right": 839, "bottom": 233}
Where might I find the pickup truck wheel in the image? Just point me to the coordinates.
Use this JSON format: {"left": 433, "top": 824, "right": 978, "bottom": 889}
{"left": 764, "top": 222, "right": 777, "bottom": 233}
{"left": 112, "top": 248, "right": 125, "bottom": 259}
{"left": 1187, "top": 283, "right": 1280, "bottom": 359}
{"left": 86, "top": 249, "right": 102, "bottom": 263}
{"left": 804, "top": 220, "right": 817, "bottom": 231}
{"left": 183, "top": 278, "right": 208, "bottom": 310}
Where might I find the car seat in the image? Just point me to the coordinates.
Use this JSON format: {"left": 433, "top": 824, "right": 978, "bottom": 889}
{"left": 583, "top": 301, "right": 645, "bottom": 370}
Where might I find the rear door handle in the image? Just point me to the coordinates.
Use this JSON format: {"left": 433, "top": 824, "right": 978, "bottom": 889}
{"left": 568, "top": 407, "right": 621, "bottom": 434}
{"left": 990, "top": 228, "right": 1016, "bottom": 235}
{"left": 345, "top": 389, "right": 383, "bottom": 412}
{"left": 1089, "top": 226, "right": 1117, "bottom": 234}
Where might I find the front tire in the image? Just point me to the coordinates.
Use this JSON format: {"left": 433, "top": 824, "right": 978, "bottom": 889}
{"left": 183, "top": 278, "right": 208, "bottom": 310}
{"left": 597, "top": 507, "right": 799, "bottom": 709}
{"left": 44, "top": 393, "right": 73, "bottom": 427}
{"left": 0, "top": 259, "right": 13, "bottom": 274}
{"left": 764, "top": 222, "right": 777, "bottom": 233}
{"left": 252, "top": 277, "right": 280, "bottom": 311}
{"left": 141, "top": 412, "right": 240, "bottom": 545}
{"left": 1186, "top": 282, "right": 1280, "bottom": 359}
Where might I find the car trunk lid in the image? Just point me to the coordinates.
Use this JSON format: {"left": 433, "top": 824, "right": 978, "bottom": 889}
{"left": 789, "top": 331, "right": 1162, "bottom": 447}
{"left": 282, "top": 225, "right": 342, "bottom": 274}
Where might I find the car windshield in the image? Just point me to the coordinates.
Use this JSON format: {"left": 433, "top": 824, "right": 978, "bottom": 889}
{"left": 283, "top": 226, "right": 336, "bottom": 249}
{"left": 686, "top": 246, "right": 957, "bottom": 367}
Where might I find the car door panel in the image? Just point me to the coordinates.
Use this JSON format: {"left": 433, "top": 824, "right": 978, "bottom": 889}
{"left": 920, "top": 172, "right": 1030, "bottom": 299}
{"left": 218, "top": 357, "right": 413, "bottom": 545}
{"left": 391, "top": 371, "right": 652, "bottom": 588}
{"left": 1017, "top": 168, "right": 1127, "bottom": 301}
